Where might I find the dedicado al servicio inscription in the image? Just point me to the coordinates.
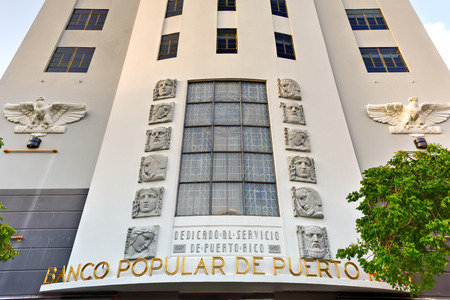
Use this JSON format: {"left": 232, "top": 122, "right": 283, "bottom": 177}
{"left": 172, "top": 227, "right": 282, "bottom": 255}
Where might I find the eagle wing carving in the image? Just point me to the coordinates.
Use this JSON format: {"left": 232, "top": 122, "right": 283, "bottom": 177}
{"left": 3, "top": 102, "right": 35, "bottom": 126}
{"left": 50, "top": 103, "right": 87, "bottom": 126}
{"left": 366, "top": 102, "right": 405, "bottom": 126}
{"left": 419, "top": 103, "right": 450, "bottom": 126}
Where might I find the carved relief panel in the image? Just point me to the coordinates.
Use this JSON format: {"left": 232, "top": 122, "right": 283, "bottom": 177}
{"left": 297, "top": 225, "right": 331, "bottom": 259}
{"left": 153, "top": 79, "right": 177, "bottom": 100}
{"left": 284, "top": 128, "right": 311, "bottom": 152}
{"left": 280, "top": 102, "right": 306, "bottom": 125}
{"left": 149, "top": 102, "right": 174, "bottom": 125}
{"left": 145, "top": 127, "right": 172, "bottom": 152}
{"left": 124, "top": 226, "right": 159, "bottom": 260}
{"left": 288, "top": 156, "right": 317, "bottom": 183}
{"left": 291, "top": 187, "right": 323, "bottom": 219}
{"left": 277, "top": 78, "right": 302, "bottom": 100}
{"left": 132, "top": 188, "right": 163, "bottom": 218}
{"left": 138, "top": 154, "right": 167, "bottom": 183}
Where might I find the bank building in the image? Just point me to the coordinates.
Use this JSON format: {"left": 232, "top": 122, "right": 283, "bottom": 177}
{"left": 0, "top": 0, "right": 449, "bottom": 299}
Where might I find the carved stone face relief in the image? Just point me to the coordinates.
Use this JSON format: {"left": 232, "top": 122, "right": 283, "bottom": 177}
{"left": 292, "top": 187, "right": 323, "bottom": 219}
{"left": 149, "top": 102, "right": 174, "bottom": 125}
{"left": 153, "top": 79, "right": 177, "bottom": 100}
{"left": 285, "top": 128, "right": 311, "bottom": 152}
{"left": 3, "top": 96, "right": 87, "bottom": 136}
{"left": 297, "top": 225, "right": 331, "bottom": 259}
{"left": 288, "top": 156, "right": 316, "bottom": 183}
{"left": 132, "top": 188, "right": 163, "bottom": 218}
{"left": 124, "top": 226, "right": 159, "bottom": 260}
{"left": 145, "top": 127, "right": 171, "bottom": 152}
{"left": 366, "top": 97, "right": 450, "bottom": 136}
{"left": 138, "top": 154, "right": 167, "bottom": 183}
{"left": 280, "top": 102, "right": 306, "bottom": 125}
{"left": 277, "top": 78, "right": 302, "bottom": 100}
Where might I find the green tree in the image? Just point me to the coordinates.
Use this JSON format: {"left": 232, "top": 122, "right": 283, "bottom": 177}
{"left": 0, "top": 137, "right": 19, "bottom": 262}
{"left": 337, "top": 144, "right": 450, "bottom": 297}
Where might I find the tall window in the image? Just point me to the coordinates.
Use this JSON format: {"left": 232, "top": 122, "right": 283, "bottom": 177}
{"left": 346, "top": 9, "right": 388, "bottom": 30}
{"left": 158, "top": 33, "right": 180, "bottom": 60}
{"left": 218, "top": 0, "right": 236, "bottom": 11}
{"left": 66, "top": 9, "right": 108, "bottom": 30}
{"left": 360, "top": 48, "right": 408, "bottom": 72}
{"left": 217, "top": 29, "right": 237, "bottom": 54}
{"left": 166, "top": 0, "right": 184, "bottom": 17}
{"left": 46, "top": 47, "right": 95, "bottom": 72}
{"left": 275, "top": 32, "right": 295, "bottom": 60}
{"left": 271, "top": 0, "right": 288, "bottom": 17}
{"left": 177, "top": 81, "right": 279, "bottom": 217}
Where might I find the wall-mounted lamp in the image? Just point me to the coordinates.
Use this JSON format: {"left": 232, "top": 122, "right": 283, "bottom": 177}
{"left": 414, "top": 137, "right": 428, "bottom": 149}
{"left": 27, "top": 137, "right": 42, "bottom": 148}
{"left": 11, "top": 236, "right": 23, "bottom": 241}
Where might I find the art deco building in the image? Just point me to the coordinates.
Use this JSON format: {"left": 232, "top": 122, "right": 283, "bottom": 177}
{"left": 0, "top": 0, "right": 449, "bottom": 299}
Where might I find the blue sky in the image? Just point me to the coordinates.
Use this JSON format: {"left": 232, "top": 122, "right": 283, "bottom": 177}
{"left": 0, "top": 0, "right": 449, "bottom": 77}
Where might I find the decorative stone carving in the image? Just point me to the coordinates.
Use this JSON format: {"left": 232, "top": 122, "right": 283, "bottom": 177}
{"left": 145, "top": 127, "right": 171, "bottom": 152}
{"left": 288, "top": 156, "right": 316, "bottom": 183}
{"left": 366, "top": 97, "right": 450, "bottom": 136}
{"left": 3, "top": 96, "right": 87, "bottom": 136}
{"left": 297, "top": 225, "right": 331, "bottom": 259}
{"left": 138, "top": 154, "right": 167, "bottom": 183}
{"left": 132, "top": 188, "right": 163, "bottom": 218}
{"left": 284, "top": 128, "right": 311, "bottom": 152}
{"left": 124, "top": 226, "right": 159, "bottom": 260}
{"left": 292, "top": 187, "right": 323, "bottom": 219}
{"left": 149, "top": 102, "right": 174, "bottom": 125}
{"left": 280, "top": 102, "right": 306, "bottom": 125}
{"left": 277, "top": 78, "right": 302, "bottom": 100}
{"left": 153, "top": 79, "right": 177, "bottom": 100}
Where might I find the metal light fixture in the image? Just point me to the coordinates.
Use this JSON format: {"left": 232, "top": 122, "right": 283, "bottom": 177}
{"left": 413, "top": 137, "right": 427, "bottom": 149}
{"left": 27, "top": 136, "right": 42, "bottom": 149}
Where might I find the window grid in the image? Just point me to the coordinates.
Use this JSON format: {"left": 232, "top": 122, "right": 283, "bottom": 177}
{"left": 217, "top": 29, "right": 238, "bottom": 54}
{"left": 218, "top": 0, "right": 236, "bottom": 11}
{"left": 67, "top": 9, "right": 108, "bottom": 30}
{"left": 166, "top": 0, "right": 184, "bottom": 17}
{"left": 346, "top": 9, "right": 388, "bottom": 30}
{"left": 177, "top": 81, "right": 279, "bottom": 217}
{"left": 360, "top": 47, "right": 408, "bottom": 73}
{"left": 158, "top": 33, "right": 180, "bottom": 60}
{"left": 275, "top": 32, "right": 296, "bottom": 60}
{"left": 271, "top": 0, "right": 288, "bottom": 17}
{"left": 46, "top": 47, "right": 95, "bottom": 73}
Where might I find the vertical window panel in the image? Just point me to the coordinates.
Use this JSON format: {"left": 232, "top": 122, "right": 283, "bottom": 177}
{"left": 275, "top": 32, "right": 296, "bottom": 60}
{"left": 346, "top": 9, "right": 388, "bottom": 30}
{"left": 271, "top": 0, "right": 288, "bottom": 17}
{"left": 47, "top": 47, "right": 95, "bottom": 73}
{"left": 67, "top": 9, "right": 108, "bottom": 30}
{"left": 217, "top": 29, "right": 238, "bottom": 54}
{"left": 158, "top": 33, "right": 180, "bottom": 60}
{"left": 177, "top": 81, "right": 279, "bottom": 216}
{"left": 360, "top": 48, "right": 408, "bottom": 72}
{"left": 166, "top": 0, "right": 184, "bottom": 17}
{"left": 218, "top": 0, "right": 236, "bottom": 11}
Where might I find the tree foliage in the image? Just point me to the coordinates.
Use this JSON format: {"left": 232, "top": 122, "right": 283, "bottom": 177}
{"left": 0, "top": 137, "right": 19, "bottom": 262}
{"left": 337, "top": 144, "right": 450, "bottom": 297}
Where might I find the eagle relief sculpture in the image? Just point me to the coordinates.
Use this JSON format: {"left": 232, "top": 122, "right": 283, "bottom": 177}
{"left": 3, "top": 97, "right": 87, "bottom": 135}
{"left": 366, "top": 97, "right": 450, "bottom": 135}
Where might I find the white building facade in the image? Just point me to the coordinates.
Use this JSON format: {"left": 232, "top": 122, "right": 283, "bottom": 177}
{"left": 0, "top": 0, "right": 449, "bottom": 299}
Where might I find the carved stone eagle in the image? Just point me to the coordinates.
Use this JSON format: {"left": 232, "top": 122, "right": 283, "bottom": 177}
{"left": 3, "top": 97, "right": 87, "bottom": 135}
{"left": 366, "top": 97, "right": 450, "bottom": 135}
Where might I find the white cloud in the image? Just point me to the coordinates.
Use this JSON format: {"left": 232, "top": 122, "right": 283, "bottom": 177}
{"left": 424, "top": 22, "right": 450, "bottom": 69}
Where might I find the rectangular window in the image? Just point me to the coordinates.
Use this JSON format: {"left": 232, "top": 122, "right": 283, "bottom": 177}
{"left": 46, "top": 47, "right": 95, "bottom": 72}
{"left": 217, "top": 29, "right": 237, "bottom": 54}
{"left": 271, "top": 0, "right": 288, "bottom": 17}
{"left": 346, "top": 9, "right": 388, "bottom": 30}
{"left": 360, "top": 47, "right": 408, "bottom": 72}
{"left": 218, "top": 0, "right": 236, "bottom": 11}
{"left": 176, "top": 81, "right": 279, "bottom": 217}
{"left": 275, "top": 32, "right": 295, "bottom": 60}
{"left": 166, "top": 0, "right": 184, "bottom": 17}
{"left": 66, "top": 9, "right": 108, "bottom": 30}
{"left": 158, "top": 33, "right": 180, "bottom": 60}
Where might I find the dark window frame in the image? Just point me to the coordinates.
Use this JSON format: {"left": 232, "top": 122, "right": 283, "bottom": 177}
{"left": 275, "top": 32, "right": 296, "bottom": 60}
{"left": 346, "top": 9, "right": 388, "bottom": 30}
{"left": 166, "top": 0, "right": 184, "bottom": 17}
{"left": 218, "top": 0, "right": 236, "bottom": 11}
{"left": 271, "top": 0, "right": 288, "bottom": 17}
{"left": 217, "top": 29, "right": 238, "bottom": 54}
{"left": 66, "top": 9, "right": 108, "bottom": 30}
{"left": 158, "top": 33, "right": 180, "bottom": 60}
{"left": 360, "top": 47, "right": 408, "bottom": 73}
{"left": 46, "top": 47, "right": 95, "bottom": 73}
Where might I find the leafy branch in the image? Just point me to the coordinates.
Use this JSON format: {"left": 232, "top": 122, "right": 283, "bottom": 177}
{"left": 337, "top": 144, "right": 450, "bottom": 297}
